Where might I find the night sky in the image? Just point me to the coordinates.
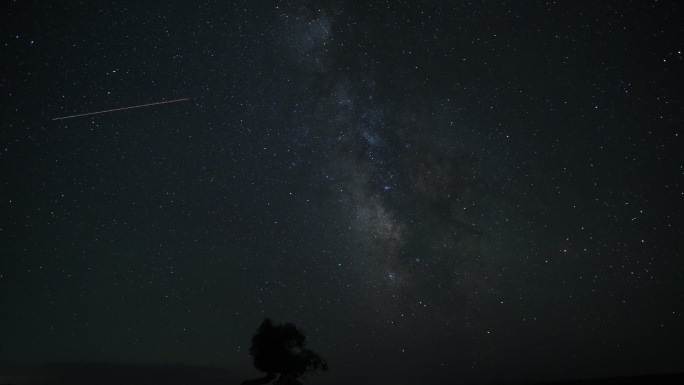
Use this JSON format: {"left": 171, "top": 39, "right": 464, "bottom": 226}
{"left": 2, "top": 1, "right": 684, "bottom": 384}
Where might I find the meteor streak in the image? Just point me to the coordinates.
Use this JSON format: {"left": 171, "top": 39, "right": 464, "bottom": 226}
{"left": 52, "top": 98, "right": 190, "bottom": 120}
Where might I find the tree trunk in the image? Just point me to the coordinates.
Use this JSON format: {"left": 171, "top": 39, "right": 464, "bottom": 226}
{"left": 274, "top": 373, "right": 301, "bottom": 385}
{"left": 241, "top": 372, "right": 276, "bottom": 385}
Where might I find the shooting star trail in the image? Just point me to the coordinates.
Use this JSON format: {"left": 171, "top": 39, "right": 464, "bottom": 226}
{"left": 52, "top": 98, "right": 190, "bottom": 120}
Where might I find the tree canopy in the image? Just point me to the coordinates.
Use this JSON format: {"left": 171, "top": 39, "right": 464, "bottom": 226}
{"left": 242, "top": 319, "right": 328, "bottom": 385}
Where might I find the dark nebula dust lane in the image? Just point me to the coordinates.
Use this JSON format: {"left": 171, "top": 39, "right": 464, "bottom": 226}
{"left": 1, "top": 2, "right": 683, "bottom": 385}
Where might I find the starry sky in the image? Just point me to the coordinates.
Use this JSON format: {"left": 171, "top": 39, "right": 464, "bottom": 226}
{"left": 1, "top": 1, "right": 683, "bottom": 384}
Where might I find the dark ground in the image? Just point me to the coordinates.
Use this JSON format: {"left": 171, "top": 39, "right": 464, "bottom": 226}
{"left": 1, "top": 363, "right": 683, "bottom": 385}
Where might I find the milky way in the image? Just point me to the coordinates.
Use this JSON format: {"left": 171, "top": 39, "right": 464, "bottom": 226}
{"left": 272, "top": 3, "right": 504, "bottom": 325}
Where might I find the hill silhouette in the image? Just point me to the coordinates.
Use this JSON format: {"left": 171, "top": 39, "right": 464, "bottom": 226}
{"left": 489, "top": 372, "right": 684, "bottom": 385}
{"left": 0, "top": 362, "right": 240, "bottom": 385}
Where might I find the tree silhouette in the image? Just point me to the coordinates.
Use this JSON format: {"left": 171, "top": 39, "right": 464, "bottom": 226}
{"left": 241, "top": 318, "right": 328, "bottom": 385}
